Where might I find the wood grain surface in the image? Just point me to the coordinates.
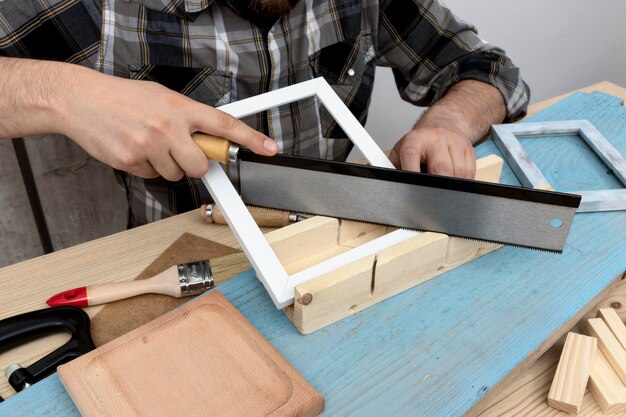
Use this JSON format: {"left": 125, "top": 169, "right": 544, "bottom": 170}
{"left": 586, "top": 318, "right": 626, "bottom": 386}
{"left": 58, "top": 291, "right": 324, "bottom": 417}
{"left": 588, "top": 349, "right": 626, "bottom": 414}
{"left": 547, "top": 332, "right": 596, "bottom": 414}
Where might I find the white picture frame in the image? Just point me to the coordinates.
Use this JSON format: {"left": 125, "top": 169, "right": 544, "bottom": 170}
{"left": 201, "top": 78, "right": 420, "bottom": 309}
{"left": 491, "top": 120, "right": 626, "bottom": 213}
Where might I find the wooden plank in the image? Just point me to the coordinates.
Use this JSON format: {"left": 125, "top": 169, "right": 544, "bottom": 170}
{"left": 292, "top": 255, "right": 375, "bottom": 334}
{"left": 265, "top": 216, "right": 342, "bottom": 275}
{"left": 337, "top": 220, "right": 389, "bottom": 248}
{"left": 547, "top": 332, "right": 596, "bottom": 414}
{"left": 58, "top": 291, "right": 324, "bottom": 417}
{"left": 597, "top": 308, "right": 626, "bottom": 350}
{"left": 373, "top": 232, "right": 449, "bottom": 299}
{"left": 466, "top": 82, "right": 626, "bottom": 417}
{"left": 586, "top": 318, "right": 626, "bottom": 386}
{"left": 588, "top": 349, "right": 626, "bottom": 414}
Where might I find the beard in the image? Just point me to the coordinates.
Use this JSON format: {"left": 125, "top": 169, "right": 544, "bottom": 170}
{"left": 246, "top": 0, "right": 299, "bottom": 18}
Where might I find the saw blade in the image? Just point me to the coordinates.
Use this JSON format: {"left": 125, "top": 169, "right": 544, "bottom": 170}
{"left": 235, "top": 152, "right": 581, "bottom": 252}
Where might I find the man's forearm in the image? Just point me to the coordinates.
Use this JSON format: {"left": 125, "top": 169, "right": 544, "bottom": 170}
{"left": 0, "top": 56, "right": 277, "bottom": 181}
{"left": 414, "top": 79, "right": 507, "bottom": 144}
{"left": 0, "top": 57, "right": 79, "bottom": 139}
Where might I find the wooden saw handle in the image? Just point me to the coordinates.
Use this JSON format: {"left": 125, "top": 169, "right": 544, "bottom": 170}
{"left": 200, "top": 204, "right": 293, "bottom": 227}
{"left": 192, "top": 133, "right": 238, "bottom": 164}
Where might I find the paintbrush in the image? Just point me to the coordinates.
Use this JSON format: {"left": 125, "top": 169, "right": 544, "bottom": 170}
{"left": 46, "top": 253, "right": 250, "bottom": 307}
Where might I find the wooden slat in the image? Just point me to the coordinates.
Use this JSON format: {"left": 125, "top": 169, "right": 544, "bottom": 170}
{"left": 586, "top": 318, "right": 626, "bottom": 386}
{"left": 588, "top": 349, "right": 626, "bottom": 414}
{"left": 547, "top": 332, "right": 596, "bottom": 414}
{"left": 597, "top": 308, "right": 626, "bottom": 351}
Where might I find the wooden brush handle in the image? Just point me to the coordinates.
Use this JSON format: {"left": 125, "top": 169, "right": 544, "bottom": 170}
{"left": 88, "top": 266, "right": 181, "bottom": 305}
{"left": 192, "top": 133, "right": 238, "bottom": 164}
{"left": 200, "top": 204, "right": 292, "bottom": 227}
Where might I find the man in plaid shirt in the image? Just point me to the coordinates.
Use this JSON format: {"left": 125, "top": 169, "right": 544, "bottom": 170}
{"left": 0, "top": 0, "right": 529, "bottom": 226}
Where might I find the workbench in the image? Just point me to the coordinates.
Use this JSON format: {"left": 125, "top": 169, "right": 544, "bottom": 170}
{"left": 0, "top": 82, "right": 625, "bottom": 416}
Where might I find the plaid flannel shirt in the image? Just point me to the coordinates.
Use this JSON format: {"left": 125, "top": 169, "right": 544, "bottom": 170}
{"left": 0, "top": 0, "right": 530, "bottom": 226}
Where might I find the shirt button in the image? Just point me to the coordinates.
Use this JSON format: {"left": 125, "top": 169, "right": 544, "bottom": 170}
{"left": 347, "top": 68, "right": 355, "bottom": 77}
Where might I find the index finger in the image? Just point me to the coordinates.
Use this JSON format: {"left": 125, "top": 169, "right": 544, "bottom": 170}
{"left": 192, "top": 104, "right": 278, "bottom": 156}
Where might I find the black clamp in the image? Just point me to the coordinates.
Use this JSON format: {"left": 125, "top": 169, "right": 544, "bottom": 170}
{"left": 0, "top": 306, "right": 95, "bottom": 393}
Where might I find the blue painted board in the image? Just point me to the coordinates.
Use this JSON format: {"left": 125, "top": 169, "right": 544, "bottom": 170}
{"left": 1, "top": 92, "right": 625, "bottom": 417}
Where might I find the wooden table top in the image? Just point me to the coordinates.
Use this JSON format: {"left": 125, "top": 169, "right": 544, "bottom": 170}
{"left": 0, "top": 83, "right": 626, "bottom": 415}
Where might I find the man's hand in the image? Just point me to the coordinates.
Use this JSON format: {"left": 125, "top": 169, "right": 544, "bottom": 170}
{"left": 58, "top": 69, "right": 278, "bottom": 181}
{"left": 390, "top": 126, "right": 476, "bottom": 179}
{"left": 390, "top": 80, "right": 507, "bottom": 179}
{"left": 0, "top": 58, "right": 278, "bottom": 181}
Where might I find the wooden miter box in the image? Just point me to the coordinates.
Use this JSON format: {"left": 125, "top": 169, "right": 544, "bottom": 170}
{"left": 265, "top": 155, "right": 506, "bottom": 334}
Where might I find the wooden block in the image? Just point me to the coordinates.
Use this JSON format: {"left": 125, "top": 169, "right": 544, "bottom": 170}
{"left": 290, "top": 233, "right": 450, "bottom": 334}
{"left": 547, "top": 332, "right": 597, "bottom": 414}
{"left": 535, "top": 184, "right": 556, "bottom": 191}
{"left": 444, "top": 237, "right": 502, "bottom": 269}
{"left": 374, "top": 232, "right": 448, "bottom": 299}
{"left": 589, "top": 349, "right": 626, "bottom": 414}
{"left": 58, "top": 291, "right": 324, "bottom": 417}
{"left": 445, "top": 155, "right": 503, "bottom": 268}
{"left": 337, "top": 220, "right": 388, "bottom": 248}
{"left": 265, "top": 216, "right": 340, "bottom": 273}
{"left": 597, "top": 308, "right": 626, "bottom": 351}
{"left": 587, "top": 318, "right": 626, "bottom": 386}
{"left": 474, "top": 154, "right": 504, "bottom": 183}
{"left": 292, "top": 255, "right": 375, "bottom": 334}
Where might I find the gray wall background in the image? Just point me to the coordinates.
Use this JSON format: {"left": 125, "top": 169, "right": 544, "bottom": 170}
{"left": 2, "top": 0, "right": 625, "bottom": 267}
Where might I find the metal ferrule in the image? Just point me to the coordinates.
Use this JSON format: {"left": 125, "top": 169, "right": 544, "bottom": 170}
{"left": 228, "top": 145, "right": 240, "bottom": 163}
{"left": 178, "top": 260, "right": 214, "bottom": 295}
{"left": 204, "top": 204, "right": 214, "bottom": 221}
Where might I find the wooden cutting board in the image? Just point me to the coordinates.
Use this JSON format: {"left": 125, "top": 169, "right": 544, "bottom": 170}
{"left": 58, "top": 291, "right": 324, "bottom": 417}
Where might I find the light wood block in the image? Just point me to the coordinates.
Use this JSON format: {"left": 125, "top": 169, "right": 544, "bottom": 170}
{"left": 292, "top": 255, "right": 376, "bottom": 334}
{"left": 586, "top": 318, "right": 626, "bottom": 386}
{"left": 58, "top": 291, "right": 324, "bottom": 417}
{"left": 337, "top": 220, "right": 389, "bottom": 248}
{"left": 547, "top": 332, "right": 597, "bottom": 414}
{"left": 444, "top": 237, "right": 502, "bottom": 269}
{"left": 588, "top": 349, "right": 626, "bottom": 414}
{"left": 265, "top": 216, "right": 343, "bottom": 275}
{"left": 280, "top": 155, "right": 504, "bottom": 333}
{"left": 475, "top": 154, "right": 505, "bottom": 183}
{"left": 373, "top": 232, "right": 448, "bottom": 299}
{"left": 444, "top": 155, "right": 504, "bottom": 268}
{"left": 597, "top": 308, "right": 626, "bottom": 351}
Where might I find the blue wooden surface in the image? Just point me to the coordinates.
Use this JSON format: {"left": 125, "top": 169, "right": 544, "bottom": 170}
{"left": 1, "top": 92, "right": 625, "bottom": 417}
